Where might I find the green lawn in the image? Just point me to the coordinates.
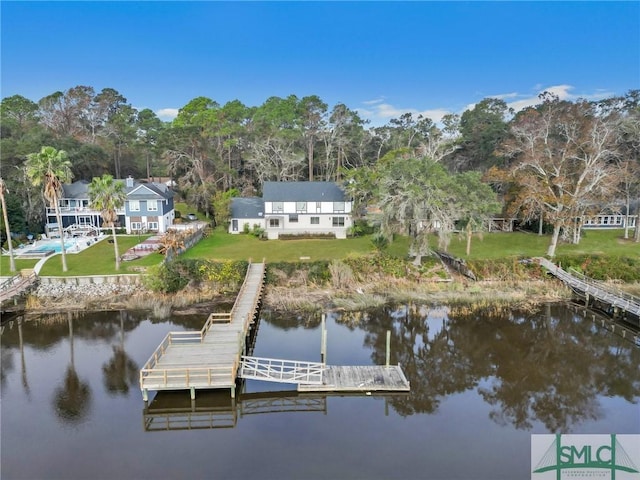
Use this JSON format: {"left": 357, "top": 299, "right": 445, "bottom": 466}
{"left": 14, "top": 228, "right": 637, "bottom": 277}
{"left": 37, "top": 235, "right": 163, "bottom": 276}
{"left": 445, "top": 229, "right": 639, "bottom": 260}
{"left": 183, "top": 230, "right": 384, "bottom": 262}
{"left": 0, "top": 257, "right": 40, "bottom": 275}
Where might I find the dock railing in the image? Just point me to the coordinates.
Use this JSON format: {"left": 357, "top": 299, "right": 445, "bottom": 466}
{"left": 140, "top": 260, "right": 266, "bottom": 392}
{"left": 567, "top": 267, "right": 640, "bottom": 305}
{"left": 140, "top": 362, "right": 239, "bottom": 389}
{"left": 240, "top": 356, "right": 325, "bottom": 385}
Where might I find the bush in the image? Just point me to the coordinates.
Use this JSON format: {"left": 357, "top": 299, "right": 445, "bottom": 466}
{"left": 266, "top": 261, "right": 330, "bottom": 285}
{"left": 554, "top": 254, "right": 640, "bottom": 282}
{"left": 278, "top": 232, "right": 336, "bottom": 240}
{"left": 199, "top": 260, "right": 248, "bottom": 292}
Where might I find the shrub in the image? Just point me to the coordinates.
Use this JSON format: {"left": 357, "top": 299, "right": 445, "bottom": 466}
{"left": 554, "top": 254, "right": 640, "bottom": 282}
{"left": 278, "top": 232, "right": 336, "bottom": 240}
{"left": 329, "top": 260, "right": 355, "bottom": 289}
{"left": 266, "top": 261, "right": 330, "bottom": 286}
{"left": 199, "top": 260, "right": 248, "bottom": 292}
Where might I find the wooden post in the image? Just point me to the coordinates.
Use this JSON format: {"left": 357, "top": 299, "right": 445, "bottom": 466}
{"left": 385, "top": 330, "right": 391, "bottom": 367}
{"left": 321, "top": 313, "right": 327, "bottom": 363}
{"left": 190, "top": 387, "right": 195, "bottom": 400}
{"left": 585, "top": 293, "right": 589, "bottom": 307}
{"left": 142, "top": 389, "right": 148, "bottom": 402}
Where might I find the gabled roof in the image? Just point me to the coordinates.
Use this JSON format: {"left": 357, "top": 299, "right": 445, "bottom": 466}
{"left": 127, "top": 182, "right": 174, "bottom": 200}
{"left": 62, "top": 180, "right": 90, "bottom": 199}
{"left": 231, "top": 197, "right": 264, "bottom": 219}
{"left": 60, "top": 178, "right": 173, "bottom": 200}
{"left": 262, "top": 181, "right": 347, "bottom": 202}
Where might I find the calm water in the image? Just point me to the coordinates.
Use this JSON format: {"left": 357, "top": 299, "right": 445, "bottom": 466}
{"left": 1, "top": 303, "right": 638, "bottom": 480}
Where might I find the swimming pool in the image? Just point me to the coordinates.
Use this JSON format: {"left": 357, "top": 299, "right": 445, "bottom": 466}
{"left": 29, "top": 240, "right": 75, "bottom": 253}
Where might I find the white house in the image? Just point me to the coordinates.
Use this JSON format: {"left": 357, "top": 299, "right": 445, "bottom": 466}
{"left": 229, "top": 181, "right": 353, "bottom": 239}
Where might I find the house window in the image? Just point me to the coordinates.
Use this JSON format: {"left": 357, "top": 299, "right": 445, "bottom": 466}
{"left": 333, "top": 201, "right": 345, "bottom": 213}
{"left": 129, "top": 200, "right": 140, "bottom": 212}
{"left": 289, "top": 214, "right": 298, "bottom": 223}
{"left": 310, "top": 217, "right": 320, "bottom": 225}
{"left": 269, "top": 218, "right": 280, "bottom": 228}
{"left": 332, "top": 217, "right": 345, "bottom": 227}
{"left": 131, "top": 222, "right": 142, "bottom": 231}
{"left": 296, "top": 202, "right": 307, "bottom": 213}
{"left": 316, "top": 202, "right": 322, "bottom": 213}
{"left": 615, "top": 216, "right": 622, "bottom": 225}
{"left": 147, "top": 200, "right": 158, "bottom": 211}
{"left": 272, "top": 202, "right": 284, "bottom": 213}
{"left": 147, "top": 222, "right": 159, "bottom": 231}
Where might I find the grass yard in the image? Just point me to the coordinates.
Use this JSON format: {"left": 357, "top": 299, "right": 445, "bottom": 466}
{"left": 0, "top": 257, "right": 40, "bottom": 275}
{"left": 17, "top": 227, "right": 637, "bottom": 277}
{"left": 183, "top": 230, "right": 385, "bottom": 262}
{"left": 37, "top": 235, "right": 163, "bottom": 276}
{"left": 445, "top": 229, "right": 639, "bottom": 260}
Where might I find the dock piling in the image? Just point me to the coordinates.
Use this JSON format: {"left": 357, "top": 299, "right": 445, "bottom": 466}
{"left": 385, "top": 330, "right": 391, "bottom": 367}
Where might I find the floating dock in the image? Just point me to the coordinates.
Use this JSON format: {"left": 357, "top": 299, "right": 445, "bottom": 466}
{"left": 297, "top": 365, "right": 410, "bottom": 393}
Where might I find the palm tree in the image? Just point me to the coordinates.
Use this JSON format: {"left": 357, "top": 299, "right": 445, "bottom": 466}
{"left": 0, "top": 177, "right": 16, "bottom": 272}
{"left": 88, "top": 174, "right": 126, "bottom": 271}
{"left": 25, "top": 146, "right": 73, "bottom": 272}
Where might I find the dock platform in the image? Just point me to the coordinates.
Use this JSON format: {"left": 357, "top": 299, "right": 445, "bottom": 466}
{"left": 139, "top": 262, "right": 265, "bottom": 400}
{"left": 297, "top": 365, "right": 410, "bottom": 393}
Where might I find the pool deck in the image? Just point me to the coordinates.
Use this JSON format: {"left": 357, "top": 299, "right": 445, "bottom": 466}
{"left": 12, "top": 235, "right": 104, "bottom": 259}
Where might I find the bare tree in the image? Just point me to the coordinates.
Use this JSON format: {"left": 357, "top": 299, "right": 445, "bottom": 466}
{"left": 501, "top": 95, "right": 619, "bottom": 257}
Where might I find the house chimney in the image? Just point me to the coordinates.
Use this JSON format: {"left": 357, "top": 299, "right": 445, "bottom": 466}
{"left": 126, "top": 176, "right": 134, "bottom": 188}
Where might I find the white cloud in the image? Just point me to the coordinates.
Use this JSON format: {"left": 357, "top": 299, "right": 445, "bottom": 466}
{"left": 362, "top": 97, "right": 386, "bottom": 106}
{"left": 481, "top": 85, "right": 616, "bottom": 113}
{"left": 156, "top": 108, "right": 179, "bottom": 121}
{"left": 357, "top": 102, "right": 452, "bottom": 127}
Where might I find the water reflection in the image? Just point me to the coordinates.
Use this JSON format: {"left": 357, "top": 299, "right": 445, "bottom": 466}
{"left": 1, "top": 302, "right": 638, "bottom": 480}
{"left": 102, "top": 311, "right": 139, "bottom": 395}
{"left": 53, "top": 313, "right": 92, "bottom": 424}
{"left": 2, "top": 303, "right": 638, "bottom": 435}
{"left": 262, "top": 302, "right": 640, "bottom": 432}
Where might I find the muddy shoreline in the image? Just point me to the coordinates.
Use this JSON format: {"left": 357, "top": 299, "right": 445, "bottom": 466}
{"left": 19, "top": 277, "right": 573, "bottom": 318}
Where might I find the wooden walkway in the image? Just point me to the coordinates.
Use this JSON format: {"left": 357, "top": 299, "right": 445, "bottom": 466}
{"left": 139, "top": 262, "right": 265, "bottom": 400}
{"left": 0, "top": 271, "right": 38, "bottom": 305}
{"left": 537, "top": 257, "right": 640, "bottom": 321}
{"left": 297, "top": 365, "right": 410, "bottom": 393}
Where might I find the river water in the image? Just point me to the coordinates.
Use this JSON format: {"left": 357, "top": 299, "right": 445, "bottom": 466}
{"left": 1, "top": 303, "right": 638, "bottom": 480}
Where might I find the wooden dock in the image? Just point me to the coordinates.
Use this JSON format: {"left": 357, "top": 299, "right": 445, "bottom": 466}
{"left": 297, "top": 365, "right": 410, "bottom": 393}
{"left": 140, "top": 261, "right": 411, "bottom": 401}
{"left": 537, "top": 257, "right": 640, "bottom": 325}
{"left": 139, "top": 262, "right": 266, "bottom": 400}
{"left": 0, "top": 271, "right": 38, "bottom": 306}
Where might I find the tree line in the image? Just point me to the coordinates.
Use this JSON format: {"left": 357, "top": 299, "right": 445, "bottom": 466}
{"left": 1, "top": 86, "right": 639, "bottom": 256}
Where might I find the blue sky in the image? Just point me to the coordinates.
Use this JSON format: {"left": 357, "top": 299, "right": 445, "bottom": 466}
{"left": 1, "top": 1, "right": 638, "bottom": 125}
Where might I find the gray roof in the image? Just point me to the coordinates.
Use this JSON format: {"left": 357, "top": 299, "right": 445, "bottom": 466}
{"left": 262, "top": 181, "right": 347, "bottom": 202}
{"left": 231, "top": 197, "right": 264, "bottom": 219}
{"left": 62, "top": 180, "right": 90, "bottom": 199}
{"left": 126, "top": 182, "right": 174, "bottom": 200}
{"left": 61, "top": 179, "right": 173, "bottom": 200}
